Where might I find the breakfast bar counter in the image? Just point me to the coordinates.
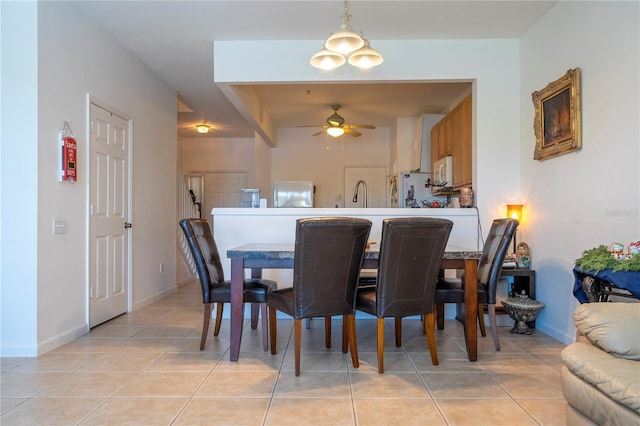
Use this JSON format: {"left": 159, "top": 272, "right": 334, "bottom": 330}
{"left": 211, "top": 207, "right": 480, "bottom": 282}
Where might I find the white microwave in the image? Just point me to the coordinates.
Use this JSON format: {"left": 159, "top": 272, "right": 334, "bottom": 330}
{"left": 432, "top": 156, "right": 453, "bottom": 191}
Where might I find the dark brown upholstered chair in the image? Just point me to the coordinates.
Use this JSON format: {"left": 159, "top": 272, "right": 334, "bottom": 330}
{"left": 435, "top": 218, "right": 518, "bottom": 351}
{"left": 355, "top": 217, "right": 453, "bottom": 373}
{"left": 179, "top": 218, "right": 277, "bottom": 351}
{"left": 268, "top": 217, "right": 372, "bottom": 376}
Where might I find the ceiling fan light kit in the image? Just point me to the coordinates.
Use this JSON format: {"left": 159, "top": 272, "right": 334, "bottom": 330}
{"left": 310, "top": 0, "right": 383, "bottom": 70}
{"left": 297, "top": 104, "right": 375, "bottom": 138}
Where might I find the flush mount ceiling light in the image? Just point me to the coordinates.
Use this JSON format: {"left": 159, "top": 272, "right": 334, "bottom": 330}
{"left": 310, "top": 0, "right": 383, "bottom": 70}
{"left": 196, "top": 124, "right": 210, "bottom": 134}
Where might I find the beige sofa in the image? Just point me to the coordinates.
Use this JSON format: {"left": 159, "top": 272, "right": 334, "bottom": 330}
{"left": 561, "top": 302, "right": 640, "bottom": 425}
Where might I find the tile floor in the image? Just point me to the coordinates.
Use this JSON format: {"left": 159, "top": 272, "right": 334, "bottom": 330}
{"left": 1, "top": 283, "right": 568, "bottom": 425}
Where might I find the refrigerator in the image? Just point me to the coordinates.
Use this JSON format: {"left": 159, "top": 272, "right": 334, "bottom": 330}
{"left": 273, "top": 181, "right": 314, "bottom": 207}
{"left": 399, "top": 172, "right": 447, "bottom": 208}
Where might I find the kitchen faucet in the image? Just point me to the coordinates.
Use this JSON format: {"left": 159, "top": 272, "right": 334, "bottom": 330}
{"left": 352, "top": 180, "right": 368, "bottom": 208}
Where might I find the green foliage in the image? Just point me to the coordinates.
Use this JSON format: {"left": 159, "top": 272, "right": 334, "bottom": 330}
{"left": 576, "top": 245, "right": 640, "bottom": 273}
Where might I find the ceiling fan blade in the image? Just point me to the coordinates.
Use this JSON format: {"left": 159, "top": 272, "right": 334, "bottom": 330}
{"left": 344, "top": 124, "right": 376, "bottom": 130}
{"left": 312, "top": 129, "right": 326, "bottom": 136}
{"left": 344, "top": 128, "right": 362, "bottom": 137}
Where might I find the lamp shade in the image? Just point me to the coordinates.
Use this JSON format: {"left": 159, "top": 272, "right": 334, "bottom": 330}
{"left": 310, "top": 48, "right": 346, "bottom": 70}
{"left": 506, "top": 204, "right": 523, "bottom": 222}
{"left": 348, "top": 40, "right": 383, "bottom": 68}
{"left": 325, "top": 30, "right": 364, "bottom": 54}
{"left": 327, "top": 127, "right": 345, "bottom": 137}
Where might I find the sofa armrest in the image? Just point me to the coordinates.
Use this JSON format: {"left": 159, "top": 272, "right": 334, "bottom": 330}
{"left": 574, "top": 302, "right": 640, "bottom": 360}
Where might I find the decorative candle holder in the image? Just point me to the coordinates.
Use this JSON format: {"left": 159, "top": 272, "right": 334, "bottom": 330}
{"left": 501, "top": 290, "right": 545, "bottom": 335}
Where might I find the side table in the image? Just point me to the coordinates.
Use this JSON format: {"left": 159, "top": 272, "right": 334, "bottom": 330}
{"left": 496, "top": 268, "right": 537, "bottom": 328}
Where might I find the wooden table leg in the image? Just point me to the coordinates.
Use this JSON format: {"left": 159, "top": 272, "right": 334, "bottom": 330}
{"left": 230, "top": 258, "right": 244, "bottom": 361}
{"left": 463, "top": 258, "right": 478, "bottom": 361}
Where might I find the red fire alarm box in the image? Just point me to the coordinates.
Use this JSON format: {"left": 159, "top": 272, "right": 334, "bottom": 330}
{"left": 58, "top": 130, "right": 77, "bottom": 183}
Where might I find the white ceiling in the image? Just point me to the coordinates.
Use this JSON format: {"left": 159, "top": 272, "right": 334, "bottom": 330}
{"left": 74, "top": 1, "right": 557, "bottom": 138}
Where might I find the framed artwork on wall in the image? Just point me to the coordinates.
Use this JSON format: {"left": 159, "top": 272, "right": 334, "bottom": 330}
{"left": 532, "top": 68, "right": 581, "bottom": 160}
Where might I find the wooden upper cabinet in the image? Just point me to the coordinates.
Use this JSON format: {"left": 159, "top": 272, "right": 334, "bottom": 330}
{"left": 452, "top": 95, "right": 472, "bottom": 188}
{"left": 430, "top": 125, "right": 440, "bottom": 173}
{"left": 431, "top": 94, "right": 472, "bottom": 188}
{"left": 438, "top": 115, "right": 452, "bottom": 158}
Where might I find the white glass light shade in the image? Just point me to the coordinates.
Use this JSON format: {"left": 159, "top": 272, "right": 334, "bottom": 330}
{"left": 196, "top": 124, "right": 210, "bottom": 134}
{"left": 348, "top": 42, "right": 383, "bottom": 69}
{"left": 310, "top": 48, "right": 346, "bottom": 70}
{"left": 325, "top": 30, "right": 364, "bottom": 54}
{"left": 327, "top": 127, "right": 345, "bottom": 137}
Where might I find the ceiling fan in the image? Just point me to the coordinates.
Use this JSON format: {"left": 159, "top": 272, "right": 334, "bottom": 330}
{"left": 297, "top": 104, "right": 375, "bottom": 137}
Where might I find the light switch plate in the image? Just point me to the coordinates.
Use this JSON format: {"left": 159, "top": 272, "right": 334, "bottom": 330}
{"left": 53, "top": 219, "right": 67, "bottom": 234}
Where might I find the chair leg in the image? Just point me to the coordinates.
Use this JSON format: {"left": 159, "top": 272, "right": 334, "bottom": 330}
{"left": 213, "top": 303, "right": 223, "bottom": 336}
{"left": 269, "top": 307, "right": 277, "bottom": 355}
{"left": 423, "top": 315, "right": 427, "bottom": 335}
{"left": 477, "top": 303, "right": 487, "bottom": 337}
{"left": 294, "top": 319, "right": 302, "bottom": 376}
{"left": 435, "top": 303, "right": 445, "bottom": 330}
{"left": 488, "top": 304, "right": 501, "bottom": 351}
{"left": 377, "top": 317, "right": 385, "bottom": 374}
{"left": 261, "top": 303, "right": 269, "bottom": 352}
{"left": 424, "top": 312, "right": 439, "bottom": 365}
{"left": 200, "top": 303, "right": 212, "bottom": 350}
{"left": 324, "top": 316, "right": 332, "bottom": 348}
{"left": 251, "top": 303, "right": 259, "bottom": 330}
{"left": 342, "top": 317, "right": 348, "bottom": 354}
{"left": 345, "top": 314, "right": 359, "bottom": 368}
{"left": 394, "top": 317, "right": 402, "bottom": 347}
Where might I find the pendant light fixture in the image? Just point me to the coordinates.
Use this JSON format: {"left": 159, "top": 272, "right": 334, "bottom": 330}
{"left": 310, "top": 0, "right": 383, "bottom": 70}
{"left": 348, "top": 37, "right": 383, "bottom": 69}
{"left": 310, "top": 48, "right": 346, "bottom": 70}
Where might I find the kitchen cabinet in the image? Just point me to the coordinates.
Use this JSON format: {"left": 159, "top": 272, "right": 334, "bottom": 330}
{"left": 431, "top": 95, "right": 472, "bottom": 189}
{"left": 452, "top": 95, "right": 472, "bottom": 188}
{"left": 438, "top": 115, "right": 452, "bottom": 158}
{"left": 430, "top": 125, "right": 439, "bottom": 171}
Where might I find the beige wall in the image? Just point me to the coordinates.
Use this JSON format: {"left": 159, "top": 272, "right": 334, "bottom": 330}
{"left": 272, "top": 127, "right": 392, "bottom": 208}
{"left": 519, "top": 1, "right": 639, "bottom": 342}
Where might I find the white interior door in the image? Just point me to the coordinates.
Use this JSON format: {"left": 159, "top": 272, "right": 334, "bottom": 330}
{"left": 202, "top": 172, "right": 247, "bottom": 220}
{"left": 344, "top": 166, "right": 388, "bottom": 208}
{"left": 89, "top": 103, "right": 130, "bottom": 327}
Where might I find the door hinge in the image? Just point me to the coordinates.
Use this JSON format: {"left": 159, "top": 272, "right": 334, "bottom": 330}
{"left": 89, "top": 286, "right": 93, "bottom": 299}
{"left": 89, "top": 204, "right": 94, "bottom": 216}
{"left": 124, "top": 222, "right": 132, "bottom": 229}
{"left": 89, "top": 121, "right": 95, "bottom": 134}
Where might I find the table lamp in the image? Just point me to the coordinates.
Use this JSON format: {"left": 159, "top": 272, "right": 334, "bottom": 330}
{"left": 506, "top": 204, "right": 523, "bottom": 254}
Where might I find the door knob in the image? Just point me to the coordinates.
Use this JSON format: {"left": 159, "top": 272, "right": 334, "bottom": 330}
{"left": 124, "top": 222, "right": 132, "bottom": 229}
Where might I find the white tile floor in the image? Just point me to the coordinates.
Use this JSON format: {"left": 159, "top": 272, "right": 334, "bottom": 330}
{"left": 1, "top": 283, "right": 568, "bottom": 425}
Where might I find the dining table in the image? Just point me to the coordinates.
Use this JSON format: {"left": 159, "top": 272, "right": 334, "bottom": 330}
{"left": 227, "top": 243, "right": 482, "bottom": 362}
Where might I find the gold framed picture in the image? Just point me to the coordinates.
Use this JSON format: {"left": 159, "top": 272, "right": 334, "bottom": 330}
{"left": 532, "top": 68, "right": 581, "bottom": 160}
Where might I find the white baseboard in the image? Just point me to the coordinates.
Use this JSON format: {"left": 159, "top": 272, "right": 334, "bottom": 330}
{"left": 133, "top": 285, "right": 177, "bottom": 311}
{"left": 36, "top": 323, "right": 89, "bottom": 356}
{"left": 177, "top": 277, "right": 197, "bottom": 288}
